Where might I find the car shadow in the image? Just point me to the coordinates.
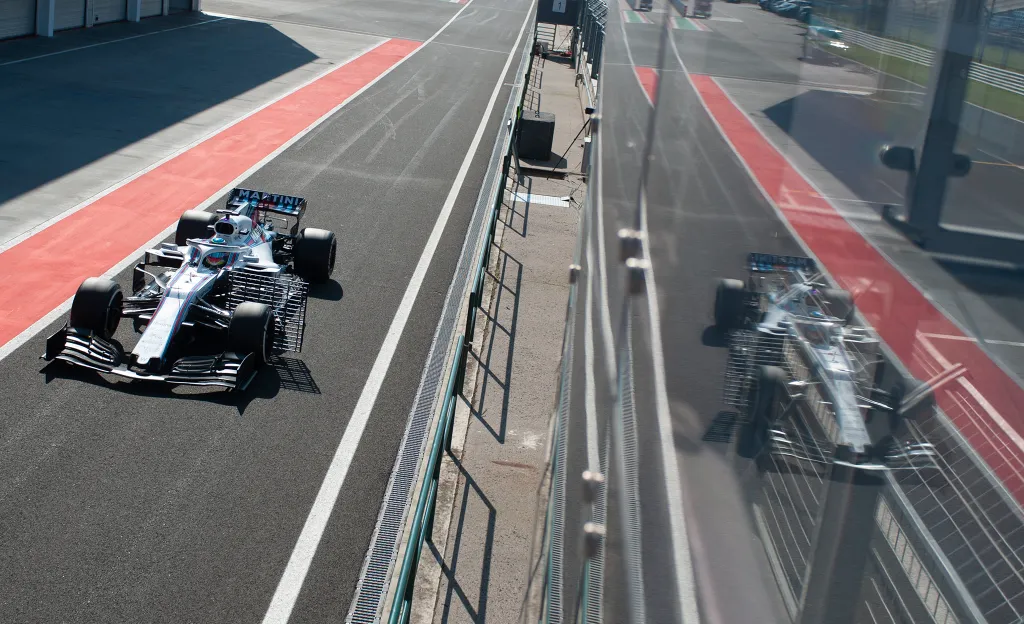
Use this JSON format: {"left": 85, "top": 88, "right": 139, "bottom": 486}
{"left": 701, "top": 324, "right": 728, "bottom": 348}
{"left": 309, "top": 278, "right": 343, "bottom": 301}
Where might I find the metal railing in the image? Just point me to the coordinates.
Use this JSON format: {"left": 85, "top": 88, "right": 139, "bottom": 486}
{"left": 575, "top": 0, "right": 608, "bottom": 84}
{"left": 742, "top": 326, "right": 985, "bottom": 624}
{"left": 381, "top": 33, "right": 537, "bottom": 624}
{"left": 818, "top": 19, "right": 1024, "bottom": 96}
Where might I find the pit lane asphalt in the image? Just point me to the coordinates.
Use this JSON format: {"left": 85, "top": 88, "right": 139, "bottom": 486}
{"left": 0, "top": 0, "right": 532, "bottom": 621}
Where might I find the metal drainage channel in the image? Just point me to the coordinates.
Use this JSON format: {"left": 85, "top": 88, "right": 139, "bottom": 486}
{"left": 345, "top": 32, "right": 535, "bottom": 624}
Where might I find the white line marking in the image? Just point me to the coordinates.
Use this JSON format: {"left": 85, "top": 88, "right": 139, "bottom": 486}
{"left": 916, "top": 334, "right": 1024, "bottom": 454}
{"left": 921, "top": 332, "right": 1024, "bottom": 349}
{"left": 0, "top": 17, "right": 228, "bottom": 67}
{"left": 584, "top": 205, "right": 601, "bottom": 472}
{"left": 619, "top": 20, "right": 701, "bottom": 624}
{"left": 0, "top": 37, "right": 401, "bottom": 363}
{"left": 594, "top": 79, "right": 618, "bottom": 388}
{"left": 260, "top": 2, "right": 536, "bottom": 621}
{"left": 435, "top": 41, "right": 507, "bottom": 54}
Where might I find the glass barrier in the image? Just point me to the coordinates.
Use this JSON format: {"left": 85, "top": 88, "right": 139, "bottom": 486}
{"left": 539, "top": 0, "right": 1024, "bottom": 621}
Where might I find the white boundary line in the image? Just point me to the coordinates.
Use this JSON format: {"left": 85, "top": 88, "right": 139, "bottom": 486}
{"left": 615, "top": 14, "right": 701, "bottom": 623}
{"left": 260, "top": 1, "right": 536, "bottom": 621}
{"left": 584, "top": 201, "right": 601, "bottom": 472}
{"left": 0, "top": 16, "right": 228, "bottom": 67}
{"left": 0, "top": 36, "right": 401, "bottom": 363}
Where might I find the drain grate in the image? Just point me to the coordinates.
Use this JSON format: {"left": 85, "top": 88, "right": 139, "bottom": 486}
{"left": 346, "top": 39, "right": 533, "bottom": 623}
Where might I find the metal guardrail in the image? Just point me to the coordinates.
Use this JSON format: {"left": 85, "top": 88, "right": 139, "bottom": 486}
{"left": 819, "top": 19, "right": 1024, "bottom": 96}
{"left": 575, "top": 0, "right": 608, "bottom": 83}
{"left": 381, "top": 33, "right": 537, "bottom": 624}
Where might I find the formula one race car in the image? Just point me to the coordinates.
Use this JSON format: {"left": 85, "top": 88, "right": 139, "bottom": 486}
{"left": 43, "top": 188, "right": 337, "bottom": 391}
{"left": 714, "top": 253, "right": 876, "bottom": 448}
{"left": 715, "top": 253, "right": 938, "bottom": 464}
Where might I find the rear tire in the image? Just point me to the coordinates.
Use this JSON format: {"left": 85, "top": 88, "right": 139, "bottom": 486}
{"left": 751, "top": 365, "right": 788, "bottom": 424}
{"left": 228, "top": 302, "right": 274, "bottom": 365}
{"left": 294, "top": 227, "right": 337, "bottom": 284}
{"left": 175, "top": 210, "right": 217, "bottom": 246}
{"left": 714, "top": 278, "right": 747, "bottom": 330}
{"left": 822, "top": 288, "right": 855, "bottom": 323}
{"left": 69, "top": 278, "right": 123, "bottom": 339}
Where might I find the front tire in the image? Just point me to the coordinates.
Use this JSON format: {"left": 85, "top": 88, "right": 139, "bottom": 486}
{"left": 228, "top": 302, "right": 274, "bottom": 365}
{"left": 294, "top": 227, "right": 337, "bottom": 284}
{"left": 714, "top": 278, "right": 748, "bottom": 330}
{"left": 70, "top": 278, "right": 123, "bottom": 339}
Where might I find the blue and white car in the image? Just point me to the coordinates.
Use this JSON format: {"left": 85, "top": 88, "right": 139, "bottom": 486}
{"left": 43, "top": 188, "right": 337, "bottom": 391}
{"left": 714, "top": 253, "right": 936, "bottom": 464}
{"left": 714, "top": 254, "right": 875, "bottom": 449}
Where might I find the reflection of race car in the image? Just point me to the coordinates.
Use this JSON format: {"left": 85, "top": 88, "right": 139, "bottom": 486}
{"left": 714, "top": 254, "right": 873, "bottom": 446}
{"left": 715, "top": 253, "right": 937, "bottom": 463}
{"left": 43, "top": 188, "right": 337, "bottom": 391}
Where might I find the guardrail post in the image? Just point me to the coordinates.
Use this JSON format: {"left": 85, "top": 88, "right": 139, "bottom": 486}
{"left": 796, "top": 446, "right": 885, "bottom": 624}
{"left": 590, "top": 28, "right": 603, "bottom": 80}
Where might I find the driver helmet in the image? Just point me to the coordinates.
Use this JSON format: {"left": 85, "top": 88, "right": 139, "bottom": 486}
{"left": 203, "top": 252, "right": 230, "bottom": 269}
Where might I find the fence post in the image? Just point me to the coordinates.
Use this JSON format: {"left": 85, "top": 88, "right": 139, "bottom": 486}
{"left": 796, "top": 445, "right": 885, "bottom": 624}
{"left": 590, "top": 28, "right": 603, "bottom": 80}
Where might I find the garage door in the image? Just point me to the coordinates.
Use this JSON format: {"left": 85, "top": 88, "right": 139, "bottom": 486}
{"left": 169, "top": 0, "right": 191, "bottom": 12}
{"left": 91, "top": 0, "right": 126, "bottom": 25}
{"left": 54, "top": 0, "right": 86, "bottom": 31}
{"left": 0, "top": 0, "right": 35, "bottom": 40}
{"left": 140, "top": 0, "right": 162, "bottom": 17}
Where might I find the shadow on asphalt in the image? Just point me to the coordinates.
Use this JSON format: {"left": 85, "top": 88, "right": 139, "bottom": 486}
{"left": 468, "top": 248, "right": 522, "bottom": 445}
{"left": 429, "top": 455, "right": 496, "bottom": 624}
{"left": 504, "top": 175, "right": 530, "bottom": 237}
{"left": 701, "top": 324, "right": 728, "bottom": 347}
{"left": 309, "top": 278, "right": 344, "bottom": 301}
{"left": 1, "top": 16, "right": 317, "bottom": 208}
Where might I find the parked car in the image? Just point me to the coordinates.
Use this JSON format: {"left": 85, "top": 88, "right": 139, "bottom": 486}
{"left": 804, "top": 25, "right": 849, "bottom": 63}
{"left": 774, "top": 1, "right": 800, "bottom": 17}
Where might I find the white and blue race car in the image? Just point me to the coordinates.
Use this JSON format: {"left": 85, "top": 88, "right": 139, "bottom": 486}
{"left": 43, "top": 188, "right": 337, "bottom": 391}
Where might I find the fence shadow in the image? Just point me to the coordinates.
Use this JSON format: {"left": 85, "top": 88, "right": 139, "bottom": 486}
{"left": 468, "top": 249, "right": 524, "bottom": 445}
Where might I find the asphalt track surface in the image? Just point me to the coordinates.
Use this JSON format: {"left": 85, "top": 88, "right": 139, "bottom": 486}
{"left": 578, "top": 1, "right": 1024, "bottom": 622}
{"left": 0, "top": 0, "right": 532, "bottom": 621}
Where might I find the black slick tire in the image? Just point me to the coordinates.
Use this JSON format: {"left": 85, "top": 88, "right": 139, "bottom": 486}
{"left": 822, "top": 288, "right": 855, "bottom": 323}
{"left": 69, "top": 278, "right": 123, "bottom": 339}
{"left": 714, "top": 278, "right": 747, "bottom": 330}
{"left": 228, "top": 302, "right": 274, "bottom": 366}
{"left": 294, "top": 227, "right": 337, "bottom": 284}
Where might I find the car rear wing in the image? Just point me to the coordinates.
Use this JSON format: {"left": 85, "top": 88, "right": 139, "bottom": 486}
{"left": 748, "top": 252, "right": 817, "bottom": 273}
{"left": 227, "top": 188, "right": 307, "bottom": 218}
